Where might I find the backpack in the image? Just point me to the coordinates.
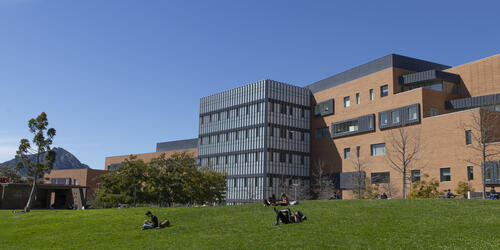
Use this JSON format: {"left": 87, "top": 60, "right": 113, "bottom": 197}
{"left": 160, "top": 219, "right": 170, "bottom": 228}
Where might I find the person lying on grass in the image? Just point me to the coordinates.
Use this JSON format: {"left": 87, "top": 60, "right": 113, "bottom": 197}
{"left": 273, "top": 207, "right": 306, "bottom": 226}
{"left": 142, "top": 211, "right": 159, "bottom": 230}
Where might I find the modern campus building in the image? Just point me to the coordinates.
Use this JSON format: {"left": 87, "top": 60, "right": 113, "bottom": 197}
{"left": 105, "top": 53, "right": 500, "bottom": 202}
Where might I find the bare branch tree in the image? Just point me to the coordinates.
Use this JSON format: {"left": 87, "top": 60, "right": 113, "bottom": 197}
{"left": 311, "top": 159, "right": 335, "bottom": 199}
{"left": 460, "top": 108, "right": 500, "bottom": 198}
{"left": 350, "top": 150, "right": 369, "bottom": 199}
{"left": 385, "top": 126, "right": 423, "bottom": 199}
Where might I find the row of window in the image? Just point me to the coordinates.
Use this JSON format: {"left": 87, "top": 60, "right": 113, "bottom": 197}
{"left": 370, "top": 166, "right": 477, "bottom": 185}
{"left": 343, "top": 85, "right": 388, "bottom": 107}
{"left": 269, "top": 102, "right": 307, "bottom": 117}
{"left": 380, "top": 105, "right": 419, "bottom": 126}
{"left": 200, "top": 103, "right": 263, "bottom": 124}
{"left": 200, "top": 126, "right": 307, "bottom": 145}
{"left": 230, "top": 177, "right": 304, "bottom": 188}
{"left": 343, "top": 143, "right": 385, "bottom": 159}
{"left": 202, "top": 151, "right": 306, "bottom": 165}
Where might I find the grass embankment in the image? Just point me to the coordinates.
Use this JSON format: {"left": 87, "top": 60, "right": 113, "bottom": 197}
{"left": 1, "top": 200, "right": 499, "bottom": 249}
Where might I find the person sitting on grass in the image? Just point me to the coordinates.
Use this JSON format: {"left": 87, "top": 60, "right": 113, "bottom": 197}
{"left": 329, "top": 192, "right": 340, "bottom": 200}
{"left": 142, "top": 211, "right": 159, "bottom": 230}
{"left": 380, "top": 193, "right": 388, "bottom": 199}
{"left": 264, "top": 194, "right": 277, "bottom": 206}
{"left": 444, "top": 189, "right": 456, "bottom": 199}
{"left": 273, "top": 207, "right": 306, "bottom": 226}
{"left": 278, "top": 193, "right": 290, "bottom": 206}
{"left": 489, "top": 187, "right": 498, "bottom": 200}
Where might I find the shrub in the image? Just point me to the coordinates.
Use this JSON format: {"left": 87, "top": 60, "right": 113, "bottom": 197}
{"left": 456, "top": 181, "right": 474, "bottom": 198}
{"left": 408, "top": 174, "right": 441, "bottom": 199}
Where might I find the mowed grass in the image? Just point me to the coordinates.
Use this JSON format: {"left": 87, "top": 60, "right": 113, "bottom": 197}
{"left": 1, "top": 200, "right": 499, "bottom": 249}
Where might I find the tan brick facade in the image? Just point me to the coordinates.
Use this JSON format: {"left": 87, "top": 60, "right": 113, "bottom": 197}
{"left": 44, "top": 168, "right": 109, "bottom": 200}
{"left": 311, "top": 55, "right": 500, "bottom": 199}
{"left": 104, "top": 148, "right": 198, "bottom": 170}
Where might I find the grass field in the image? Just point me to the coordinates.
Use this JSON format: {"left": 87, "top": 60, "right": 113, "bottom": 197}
{"left": 1, "top": 199, "right": 499, "bottom": 249}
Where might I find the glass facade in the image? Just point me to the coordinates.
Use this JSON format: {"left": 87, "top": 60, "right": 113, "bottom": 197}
{"left": 198, "top": 80, "right": 310, "bottom": 204}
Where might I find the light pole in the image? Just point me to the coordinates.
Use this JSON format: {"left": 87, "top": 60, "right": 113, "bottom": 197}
{"left": 292, "top": 183, "right": 299, "bottom": 201}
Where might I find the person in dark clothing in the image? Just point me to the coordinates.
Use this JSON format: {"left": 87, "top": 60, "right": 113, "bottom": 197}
{"left": 273, "top": 208, "right": 306, "bottom": 225}
{"left": 380, "top": 193, "right": 388, "bottom": 199}
{"left": 142, "top": 211, "right": 159, "bottom": 230}
{"left": 264, "top": 194, "right": 277, "bottom": 206}
{"left": 278, "top": 193, "right": 290, "bottom": 206}
{"left": 489, "top": 187, "right": 498, "bottom": 200}
{"left": 444, "top": 189, "right": 456, "bottom": 199}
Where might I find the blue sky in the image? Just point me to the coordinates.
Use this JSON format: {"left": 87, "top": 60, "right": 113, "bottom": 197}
{"left": 1, "top": 0, "right": 499, "bottom": 169}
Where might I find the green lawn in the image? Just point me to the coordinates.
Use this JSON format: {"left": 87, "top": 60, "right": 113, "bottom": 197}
{"left": 1, "top": 200, "right": 499, "bottom": 249}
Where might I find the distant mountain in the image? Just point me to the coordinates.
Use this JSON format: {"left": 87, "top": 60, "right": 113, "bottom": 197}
{"left": 1, "top": 147, "right": 89, "bottom": 176}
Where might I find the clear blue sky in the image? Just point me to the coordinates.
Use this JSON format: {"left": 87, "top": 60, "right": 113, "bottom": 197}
{"left": 1, "top": 0, "right": 499, "bottom": 169}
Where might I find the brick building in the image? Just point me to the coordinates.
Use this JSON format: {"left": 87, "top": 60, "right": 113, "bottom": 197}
{"left": 105, "top": 53, "right": 500, "bottom": 201}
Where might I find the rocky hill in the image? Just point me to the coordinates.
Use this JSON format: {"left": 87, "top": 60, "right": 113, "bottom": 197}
{"left": 1, "top": 147, "right": 89, "bottom": 176}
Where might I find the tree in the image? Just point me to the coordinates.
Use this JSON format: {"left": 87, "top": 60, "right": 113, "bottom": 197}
{"left": 98, "top": 155, "right": 149, "bottom": 207}
{"left": 385, "top": 126, "right": 423, "bottom": 199}
{"left": 15, "top": 112, "right": 56, "bottom": 212}
{"left": 408, "top": 174, "right": 441, "bottom": 199}
{"left": 311, "top": 159, "right": 336, "bottom": 199}
{"left": 0, "top": 164, "right": 23, "bottom": 183}
{"left": 350, "top": 151, "right": 369, "bottom": 199}
{"left": 461, "top": 108, "right": 500, "bottom": 198}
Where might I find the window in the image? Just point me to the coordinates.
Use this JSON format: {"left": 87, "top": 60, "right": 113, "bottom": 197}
{"left": 217, "top": 134, "right": 220, "bottom": 143}
{"left": 280, "top": 127, "right": 286, "bottom": 138}
{"left": 411, "top": 170, "right": 420, "bottom": 183}
{"left": 218, "top": 112, "right": 221, "bottom": 121}
{"left": 356, "top": 93, "right": 360, "bottom": 104}
{"left": 314, "top": 105, "right": 320, "bottom": 116}
{"left": 289, "top": 131, "right": 293, "bottom": 139}
{"left": 370, "top": 143, "right": 385, "bottom": 156}
{"left": 227, "top": 110, "right": 230, "bottom": 119}
{"left": 270, "top": 102, "right": 274, "bottom": 113}
{"left": 245, "top": 129, "right": 248, "bottom": 139}
{"left": 235, "top": 131, "right": 239, "bottom": 140}
{"left": 255, "top": 152, "right": 259, "bottom": 162}
{"left": 356, "top": 146, "right": 360, "bottom": 158}
{"left": 257, "top": 103, "right": 260, "bottom": 113}
{"left": 440, "top": 168, "right": 451, "bottom": 182}
{"left": 380, "top": 113, "right": 388, "bottom": 126}
{"left": 316, "top": 127, "right": 330, "bottom": 138}
{"left": 234, "top": 154, "right": 238, "bottom": 163}
{"left": 256, "top": 127, "right": 260, "bottom": 137}
{"left": 467, "top": 166, "right": 474, "bottom": 181}
{"left": 225, "top": 155, "right": 228, "bottom": 164}
{"left": 344, "top": 148, "right": 351, "bottom": 159}
{"left": 289, "top": 106, "right": 293, "bottom": 116}
{"left": 301, "top": 132, "right": 305, "bottom": 141}
{"left": 255, "top": 177, "right": 258, "bottom": 187}
{"left": 333, "top": 120, "right": 358, "bottom": 134}
{"left": 226, "top": 132, "right": 229, "bottom": 141}
{"left": 269, "top": 151, "right": 274, "bottom": 162}
{"left": 280, "top": 152, "right": 286, "bottom": 162}
{"left": 269, "top": 177, "right": 273, "bottom": 187}
{"left": 216, "top": 157, "right": 219, "bottom": 165}
{"left": 430, "top": 108, "right": 440, "bottom": 117}
{"left": 465, "top": 130, "right": 472, "bottom": 145}
{"left": 245, "top": 153, "right": 248, "bottom": 163}
{"left": 344, "top": 96, "right": 350, "bottom": 107}
{"left": 392, "top": 111, "right": 400, "bottom": 124}
{"left": 236, "top": 108, "right": 239, "bottom": 117}
{"left": 244, "top": 178, "right": 248, "bottom": 187}
{"left": 246, "top": 105, "right": 249, "bottom": 115}
{"left": 369, "top": 89, "right": 374, "bottom": 100}
{"left": 300, "top": 155, "right": 305, "bottom": 165}
{"left": 409, "top": 106, "right": 418, "bottom": 120}
{"left": 301, "top": 108, "right": 305, "bottom": 118}
{"left": 234, "top": 178, "right": 237, "bottom": 187}
{"left": 371, "top": 172, "right": 390, "bottom": 184}
{"left": 288, "top": 154, "right": 292, "bottom": 163}
{"left": 380, "top": 85, "right": 388, "bottom": 97}
{"left": 269, "top": 126, "right": 274, "bottom": 137}
{"left": 208, "top": 136, "right": 211, "bottom": 144}
{"left": 281, "top": 104, "right": 287, "bottom": 114}
{"left": 73, "top": 179, "right": 79, "bottom": 185}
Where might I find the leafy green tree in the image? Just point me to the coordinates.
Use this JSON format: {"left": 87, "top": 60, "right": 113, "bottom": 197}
{"left": 98, "top": 155, "right": 149, "bottom": 207}
{"left": 15, "top": 112, "right": 56, "bottom": 212}
{"left": 0, "top": 164, "right": 23, "bottom": 183}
